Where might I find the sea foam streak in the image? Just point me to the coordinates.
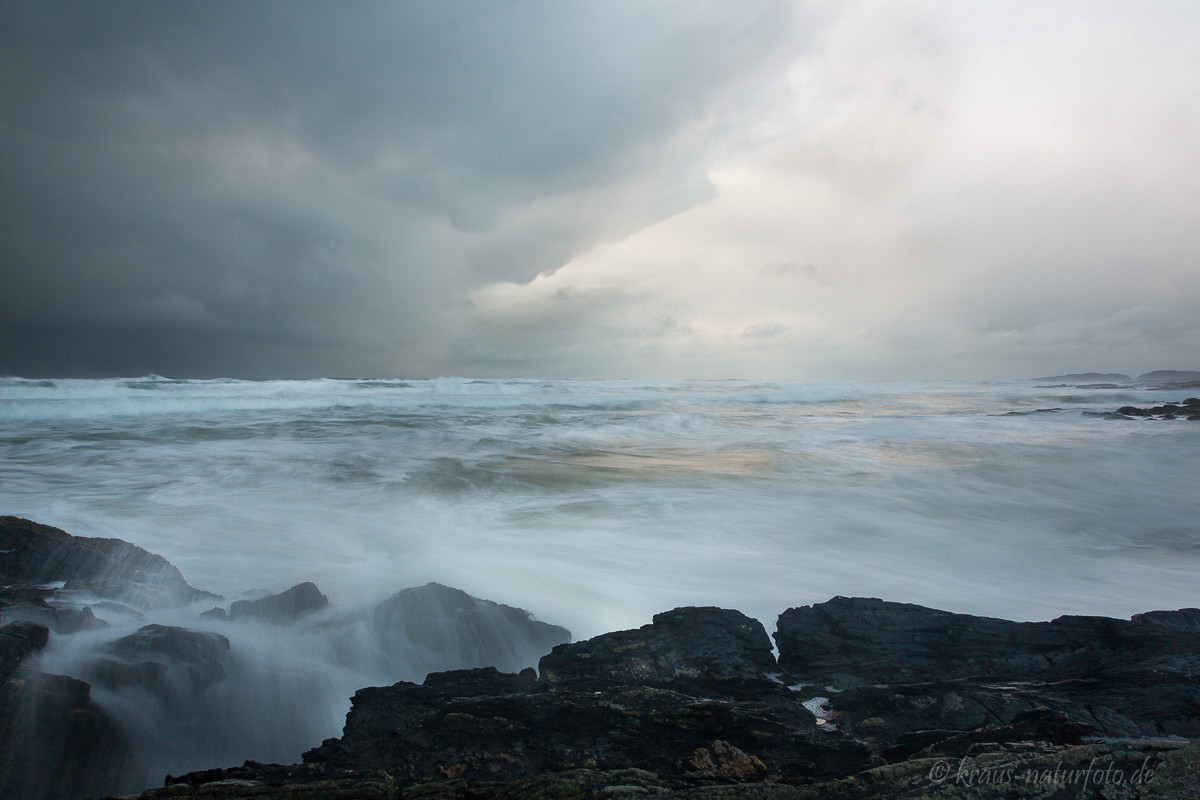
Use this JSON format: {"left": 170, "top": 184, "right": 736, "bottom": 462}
{"left": 2, "top": 376, "right": 1198, "bottom": 636}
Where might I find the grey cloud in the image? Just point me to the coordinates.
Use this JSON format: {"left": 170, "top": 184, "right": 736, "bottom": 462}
{"left": 0, "top": 1, "right": 800, "bottom": 377}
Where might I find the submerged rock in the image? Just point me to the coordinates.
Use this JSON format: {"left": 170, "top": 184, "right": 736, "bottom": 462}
{"left": 229, "top": 581, "right": 328, "bottom": 623}
{"left": 0, "top": 516, "right": 219, "bottom": 609}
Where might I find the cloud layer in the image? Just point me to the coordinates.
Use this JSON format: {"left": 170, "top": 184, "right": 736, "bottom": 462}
{"left": 2, "top": 1, "right": 1197, "bottom": 378}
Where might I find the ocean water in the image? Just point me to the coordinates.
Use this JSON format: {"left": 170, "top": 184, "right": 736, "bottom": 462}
{"left": 2, "top": 376, "right": 1199, "bottom": 792}
{"left": 3, "top": 376, "right": 1198, "bottom": 637}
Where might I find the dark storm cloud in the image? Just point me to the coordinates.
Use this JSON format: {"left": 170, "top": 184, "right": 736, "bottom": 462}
{"left": 0, "top": 1, "right": 799, "bottom": 377}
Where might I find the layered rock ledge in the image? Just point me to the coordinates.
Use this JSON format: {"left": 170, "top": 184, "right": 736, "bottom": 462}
{"left": 133, "top": 600, "right": 1200, "bottom": 800}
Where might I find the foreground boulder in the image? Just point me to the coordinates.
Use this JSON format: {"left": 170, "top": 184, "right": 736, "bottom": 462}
{"left": 0, "top": 622, "right": 129, "bottom": 800}
{"left": 0, "top": 516, "right": 218, "bottom": 609}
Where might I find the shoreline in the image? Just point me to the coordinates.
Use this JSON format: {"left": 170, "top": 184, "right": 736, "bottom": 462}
{"left": 3, "top": 516, "right": 1200, "bottom": 799}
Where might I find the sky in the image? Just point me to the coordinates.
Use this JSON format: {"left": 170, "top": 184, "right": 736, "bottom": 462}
{"left": 1, "top": 1, "right": 1198, "bottom": 380}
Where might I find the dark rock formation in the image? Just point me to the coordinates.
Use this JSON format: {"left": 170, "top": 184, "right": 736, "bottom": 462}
{"left": 302, "top": 664, "right": 868, "bottom": 786}
{"left": 776, "top": 597, "right": 1200, "bottom": 746}
{"left": 538, "top": 606, "right": 777, "bottom": 696}
{"left": 340, "top": 582, "right": 572, "bottom": 677}
{"left": 130, "top": 599, "right": 1200, "bottom": 800}
{"left": 0, "top": 670, "right": 129, "bottom": 800}
{"left": 82, "top": 624, "right": 232, "bottom": 711}
{"left": 229, "top": 581, "right": 329, "bottom": 623}
{"left": 0, "top": 516, "right": 219, "bottom": 608}
{"left": 0, "top": 622, "right": 130, "bottom": 800}
{"left": 776, "top": 595, "right": 1198, "bottom": 685}
{"left": 0, "top": 597, "right": 110, "bottom": 633}
{"left": 0, "top": 621, "right": 49, "bottom": 679}
{"left": 171, "top": 608, "right": 870, "bottom": 793}
{"left": 1097, "top": 398, "right": 1200, "bottom": 420}
{"left": 93, "top": 600, "right": 145, "bottom": 621}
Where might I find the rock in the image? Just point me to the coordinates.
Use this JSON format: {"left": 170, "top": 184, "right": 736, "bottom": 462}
{"left": 0, "top": 584, "right": 60, "bottom": 602}
{"left": 1117, "top": 405, "right": 1155, "bottom": 416}
{"left": 0, "top": 621, "right": 49, "bottom": 679}
{"left": 298, "top": 608, "right": 871, "bottom": 789}
{"left": 0, "top": 516, "right": 219, "bottom": 609}
{"left": 1082, "top": 411, "right": 1135, "bottom": 420}
{"left": 775, "top": 596, "right": 1200, "bottom": 687}
{"left": 229, "top": 581, "right": 328, "bottom": 623}
{"left": 1, "top": 621, "right": 131, "bottom": 799}
{"left": 92, "top": 600, "right": 145, "bottom": 621}
{"left": 348, "top": 582, "right": 571, "bottom": 677}
{"left": 147, "top": 767, "right": 399, "bottom": 799}
{"left": 1089, "top": 398, "right": 1200, "bottom": 420}
{"left": 538, "top": 606, "right": 777, "bottom": 695}
{"left": 685, "top": 739, "right": 767, "bottom": 782}
{"left": 301, "top": 665, "right": 870, "bottom": 785}
{"left": 1000, "top": 408, "right": 1062, "bottom": 416}
{"left": 83, "top": 624, "right": 232, "bottom": 711}
{"left": 880, "top": 708, "right": 1093, "bottom": 762}
{"left": 0, "top": 598, "right": 110, "bottom": 633}
{"left": 0, "top": 670, "right": 129, "bottom": 800}
{"left": 100, "top": 600, "right": 1200, "bottom": 800}
{"left": 200, "top": 606, "right": 227, "bottom": 620}
{"left": 776, "top": 598, "right": 1200, "bottom": 746}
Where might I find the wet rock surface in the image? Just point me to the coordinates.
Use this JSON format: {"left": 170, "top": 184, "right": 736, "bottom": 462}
{"left": 538, "top": 606, "right": 776, "bottom": 694}
{"left": 0, "top": 622, "right": 130, "bottom": 800}
{"left": 1084, "top": 397, "right": 1200, "bottom": 420}
{"left": 6, "top": 517, "right": 1200, "bottom": 799}
{"left": 0, "top": 519, "right": 580, "bottom": 800}
{"left": 0, "top": 516, "right": 219, "bottom": 609}
{"left": 0, "top": 516, "right": 224, "bottom": 799}
{"left": 83, "top": 624, "right": 232, "bottom": 709}
{"left": 140, "top": 599, "right": 1200, "bottom": 800}
{"left": 777, "top": 597, "right": 1200, "bottom": 742}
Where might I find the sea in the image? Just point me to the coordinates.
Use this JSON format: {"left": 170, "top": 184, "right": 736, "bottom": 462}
{"left": 1, "top": 376, "right": 1198, "bottom": 790}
